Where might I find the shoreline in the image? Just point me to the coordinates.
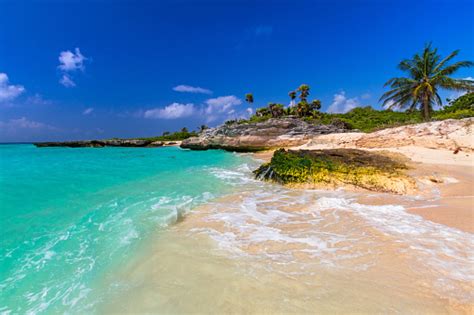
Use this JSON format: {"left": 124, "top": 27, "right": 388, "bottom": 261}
{"left": 253, "top": 139, "right": 474, "bottom": 233}
{"left": 99, "top": 148, "right": 473, "bottom": 313}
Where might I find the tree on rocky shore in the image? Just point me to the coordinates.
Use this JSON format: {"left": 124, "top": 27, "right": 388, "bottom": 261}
{"left": 287, "top": 84, "right": 322, "bottom": 118}
{"left": 268, "top": 103, "right": 285, "bottom": 118}
{"left": 245, "top": 93, "right": 254, "bottom": 104}
{"left": 288, "top": 91, "right": 297, "bottom": 106}
{"left": 381, "top": 43, "right": 473, "bottom": 120}
{"left": 297, "top": 84, "right": 310, "bottom": 102}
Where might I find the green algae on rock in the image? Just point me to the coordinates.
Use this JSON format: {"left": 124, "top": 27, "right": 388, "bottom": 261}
{"left": 254, "top": 148, "right": 416, "bottom": 194}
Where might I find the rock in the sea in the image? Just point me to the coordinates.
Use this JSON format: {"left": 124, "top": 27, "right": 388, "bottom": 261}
{"left": 34, "top": 139, "right": 155, "bottom": 148}
{"left": 181, "top": 117, "right": 348, "bottom": 152}
{"left": 149, "top": 141, "right": 164, "bottom": 147}
{"left": 254, "top": 148, "right": 416, "bottom": 194}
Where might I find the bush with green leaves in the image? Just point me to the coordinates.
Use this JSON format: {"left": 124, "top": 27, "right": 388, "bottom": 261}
{"left": 227, "top": 88, "right": 473, "bottom": 132}
{"left": 438, "top": 92, "right": 474, "bottom": 113}
{"left": 138, "top": 130, "right": 198, "bottom": 142}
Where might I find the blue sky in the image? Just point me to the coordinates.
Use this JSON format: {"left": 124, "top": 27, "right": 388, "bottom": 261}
{"left": 1, "top": 0, "right": 473, "bottom": 142}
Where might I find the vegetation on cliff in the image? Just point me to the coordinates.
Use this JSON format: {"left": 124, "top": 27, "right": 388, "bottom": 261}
{"left": 137, "top": 128, "right": 198, "bottom": 142}
{"left": 230, "top": 92, "right": 473, "bottom": 132}
{"left": 230, "top": 44, "right": 473, "bottom": 131}
{"left": 254, "top": 148, "right": 416, "bottom": 194}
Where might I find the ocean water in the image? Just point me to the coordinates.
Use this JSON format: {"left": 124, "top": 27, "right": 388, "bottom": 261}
{"left": 2, "top": 144, "right": 473, "bottom": 314}
{"left": 0, "top": 144, "right": 253, "bottom": 314}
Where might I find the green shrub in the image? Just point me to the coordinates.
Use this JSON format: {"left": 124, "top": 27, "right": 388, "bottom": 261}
{"left": 442, "top": 93, "right": 474, "bottom": 113}
{"left": 433, "top": 109, "right": 474, "bottom": 120}
{"left": 224, "top": 93, "right": 473, "bottom": 133}
{"left": 137, "top": 130, "right": 198, "bottom": 142}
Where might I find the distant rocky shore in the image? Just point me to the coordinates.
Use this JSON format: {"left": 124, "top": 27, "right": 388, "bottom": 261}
{"left": 34, "top": 139, "right": 180, "bottom": 148}
{"left": 180, "top": 117, "right": 349, "bottom": 151}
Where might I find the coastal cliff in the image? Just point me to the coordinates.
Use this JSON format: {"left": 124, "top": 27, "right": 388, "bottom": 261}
{"left": 180, "top": 117, "right": 348, "bottom": 151}
{"left": 301, "top": 118, "right": 473, "bottom": 152}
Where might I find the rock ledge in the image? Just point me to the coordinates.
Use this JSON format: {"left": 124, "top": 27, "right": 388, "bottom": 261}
{"left": 181, "top": 117, "right": 348, "bottom": 152}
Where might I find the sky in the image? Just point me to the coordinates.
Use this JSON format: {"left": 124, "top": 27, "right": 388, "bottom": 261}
{"left": 0, "top": 0, "right": 473, "bottom": 142}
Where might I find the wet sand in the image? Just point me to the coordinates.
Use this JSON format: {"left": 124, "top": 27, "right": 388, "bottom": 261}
{"left": 407, "top": 163, "right": 474, "bottom": 233}
{"left": 88, "top": 139, "right": 474, "bottom": 314}
{"left": 99, "top": 154, "right": 474, "bottom": 314}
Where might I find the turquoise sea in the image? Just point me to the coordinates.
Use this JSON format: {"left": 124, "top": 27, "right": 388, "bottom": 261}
{"left": 0, "top": 144, "right": 252, "bottom": 314}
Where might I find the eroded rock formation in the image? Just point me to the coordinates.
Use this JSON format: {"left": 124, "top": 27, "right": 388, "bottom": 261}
{"left": 181, "top": 118, "right": 349, "bottom": 151}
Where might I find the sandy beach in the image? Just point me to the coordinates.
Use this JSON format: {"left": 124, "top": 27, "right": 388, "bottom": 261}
{"left": 99, "top": 140, "right": 474, "bottom": 314}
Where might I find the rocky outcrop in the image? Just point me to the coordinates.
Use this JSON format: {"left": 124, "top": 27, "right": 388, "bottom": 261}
{"left": 303, "top": 118, "right": 474, "bottom": 152}
{"left": 34, "top": 139, "right": 164, "bottom": 148}
{"left": 254, "top": 148, "right": 416, "bottom": 194}
{"left": 180, "top": 118, "right": 348, "bottom": 151}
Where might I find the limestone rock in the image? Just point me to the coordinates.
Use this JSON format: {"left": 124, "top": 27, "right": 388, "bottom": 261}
{"left": 181, "top": 118, "right": 349, "bottom": 152}
{"left": 35, "top": 139, "right": 154, "bottom": 148}
{"left": 304, "top": 118, "right": 473, "bottom": 152}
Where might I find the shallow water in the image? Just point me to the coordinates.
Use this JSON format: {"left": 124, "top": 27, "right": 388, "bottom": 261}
{"left": 1, "top": 144, "right": 473, "bottom": 314}
{"left": 0, "top": 144, "right": 251, "bottom": 314}
{"left": 100, "top": 162, "right": 474, "bottom": 314}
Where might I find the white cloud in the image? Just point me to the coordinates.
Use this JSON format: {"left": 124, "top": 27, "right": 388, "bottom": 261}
{"left": 83, "top": 107, "right": 94, "bottom": 115}
{"left": 0, "top": 117, "right": 55, "bottom": 131}
{"left": 462, "top": 76, "right": 473, "bottom": 81}
{"left": 204, "top": 95, "right": 243, "bottom": 122}
{"left": 59, "top": 74, "right": 76, "bottom": 87}
{"left": 58, "top": 48, "right": 87, "bottom": 87}
{"left": 0, "top": 73, "right": 25, "bottom": 102}
{"left": 173, "top": 85, "right": 212, "bottom": 94}
{"left": 327, "top": 91, "right": 361, "bottom": 113}
{"left": 58, "top": 48, "right": 86, "bottom": 71}
{"left": 246, "top": 107, "right": 253, "bottom": 115}
{"left": 202, "top": 95, "right": 242, "bottom": 123}
{"left": 144, "top": 103, "right": 195, "bottom": 119}
{"left": 205, "top": 95, "right": 241, "bottom": 114}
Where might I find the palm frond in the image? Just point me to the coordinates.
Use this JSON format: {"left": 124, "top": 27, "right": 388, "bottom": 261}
{"left": 436, "top": 61, "right": 474, "bottom": 76}
{"left": 433, "top": 49, "right": 459, "bottom": 72}
{"left": 438, "top": 77, "right": 474, "bottom": 91}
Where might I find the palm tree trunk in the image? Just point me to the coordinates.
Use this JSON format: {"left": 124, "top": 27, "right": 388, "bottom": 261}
{"left": 422, "top": 94, "right": 431, "bottom": 121}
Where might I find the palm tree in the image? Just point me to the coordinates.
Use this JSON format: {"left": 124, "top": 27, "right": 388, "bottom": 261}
{"left": 255, "top": 107, "right": 270, "bottom": 117}
{"left": 310, "top": 99, "right": 321, "bottom": 111}
{"left": 380, "top": 43, "right": 473, "bottom": 120}
{"left": 268, "top": 103, "right": 285, "bottom": 118}
{"left": 245, "top": 93, "right": 254, "bottom": 104}
{"left": 288, "top": 91, "right": 297, "bottom": 106}
{"left": 297, "top": 84, "right": 310, "bottom": 102}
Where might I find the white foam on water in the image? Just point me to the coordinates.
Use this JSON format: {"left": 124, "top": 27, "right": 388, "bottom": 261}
{"left": 0, "top": 187, "right": 223, "bottom": 314}
{"left": 191, "top": 164, "right": 474, "bottom": 304}
{"left": 207, "top": 162, "right": 263, "bottom": 187}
